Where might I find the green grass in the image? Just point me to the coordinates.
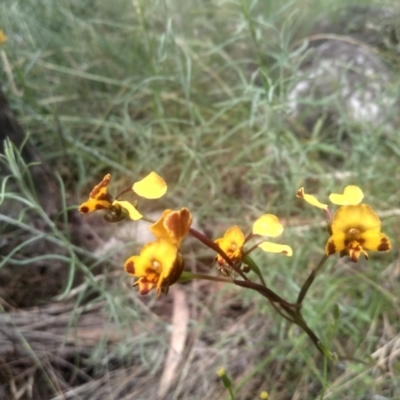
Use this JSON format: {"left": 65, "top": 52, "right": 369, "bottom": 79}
{"left": 1, "top": 0, "right": 400, "bottom": 399}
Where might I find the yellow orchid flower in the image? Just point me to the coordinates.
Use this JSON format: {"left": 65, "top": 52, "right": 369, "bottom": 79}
{"left": 150, "top": 208, "right": 192, "bottom": 246}
{"left": 214, "top": 225, "right": 245, "bottom": 266}
{"left": 253, "top": 214, "right": 292, "bottom": 256}
{"left": 0, "top": 30, "right": 7, "bottom": 45}
{"left": 325, "top": 204, "right": 391, "bottom": 262}
{"left": 124, "top": 239, "right": 184, "bottom": 296}
{"left": 79, "top": 172, "right": 167, "bottom": 221}
{"left": 124, "top": 207, "right": 191, "bottom": 296}
{"left": 296, "top": 187, "right": 328, "bottom": 210}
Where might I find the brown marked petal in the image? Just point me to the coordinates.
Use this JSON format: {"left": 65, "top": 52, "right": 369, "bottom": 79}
{"left": 125, "top": 261, "right": 135, "bottom": 275}
{"left": 326, "top": 241, "right": 336, "bottom": 255}
{"left": 377, "top": 237, "right": 390, "bottom": 251}
{"left": 165, "top": 208, "right": 192, "bottom": 240}
{"left": 90, "top": 174, "right": 111, "bottom": 198}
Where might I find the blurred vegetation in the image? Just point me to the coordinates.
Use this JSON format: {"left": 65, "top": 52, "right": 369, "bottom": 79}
{"left": 0, "top": 0, "right": 399, "bottom": 399}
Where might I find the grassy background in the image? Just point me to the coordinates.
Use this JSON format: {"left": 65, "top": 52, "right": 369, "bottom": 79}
{"left": 1, "top": 0, "right": 400, "bottom": 399}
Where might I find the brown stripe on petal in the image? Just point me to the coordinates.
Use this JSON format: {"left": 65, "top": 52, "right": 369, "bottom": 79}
{"left": 95, "top": 204, "right": 107, "bottom": 210}
{"left": 90, "top": 174, "right": 111, "bottom": 198}
{"left": 125, "top": 261, "right": 135, "bottom": 274}
{"left": 377, "top": 237, "right": 390, "bottom": 251}
{"left": 165, "top": 211, "right": 180, "bottom": 238}
{"left": 326, "top": 241, "right": 336, "bottom": 255}
{"left": 165, "top": 208, "right": 192, "bottom": 241}
{"left": 79, "top": 206, "right": 89, "bottom": 213}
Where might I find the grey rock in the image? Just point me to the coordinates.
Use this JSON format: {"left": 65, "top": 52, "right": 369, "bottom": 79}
{"left": 289, "top": 5, "right": 400, "bottom": 133}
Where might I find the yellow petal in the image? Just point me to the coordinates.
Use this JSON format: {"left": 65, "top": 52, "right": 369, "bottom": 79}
{"left": 252, "top": 214, "right": 283, "bottom": 237}
{"left": 150, "top": 209, "right": 172, "bottom": 240}
{"left": 222, "top": 225, "right": 245, "bottom": 246}
{"left": 329, "top": 185, "right": 364, "bottom": 206}
{"left": 79, "top": 198, "right": 111, "bottom": 213}
{"left": 331, "top": 204, "right": 381, "bottom": 235}
{"left": 124, "top": 255, "right": 142, "bottom": 276}
{"left": 360, "top": 231, "right": 391, "bottom": 252}
{"left": 113, "top": 200, "right": 143, "bottom": 220}
{"left": 258, "top": 241, "right": 293, "bottom": 256}
{"left": 150, "top": 208, "right": 192, "bottom": 246}
{"left": 132, "top": 171, "right": 167, "bottom": 199}
{"left": 325, "top": 232, "right": 346, "bottom": 255}
{"left": 296, "top": 187, "right": 328, "bottom": 210}
{"left": 164, "top": 253, "right": 185, "bottom": 286}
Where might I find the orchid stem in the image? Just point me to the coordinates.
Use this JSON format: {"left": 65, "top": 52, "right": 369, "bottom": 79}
{"left": 115, "top": 187, "right": 134, "bottom": 199}
{"left": 297, "top": 254, "right": 329, "bottom": 305}
{"left": 189, "top": 273, "right": 234, "bottom": 283}
{"left": 232, "top": 279, "right": 300, "bottom": 309}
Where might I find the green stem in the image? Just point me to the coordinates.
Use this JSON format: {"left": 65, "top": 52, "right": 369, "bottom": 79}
{"left": 243, "top": 255, "right": 267, "bottom": 287}
{"left": 269, "top": 300, "right": 296, "bottom": 323}
{"left": 115, "top": 186, "right": 134, "bottom": 199}
{"left": 296, "top": 255, "right": 329, "bottom": 305}
{"left": 232, "top": 279, "right": 299, "bottom": 309}
{"left": 227, "top": 387, "right": 235, "bottom": 400}
{"left": 189, "top": 273, "right": 234, "bottom": 283}
{"left": 189, "top": 272, "right": 299, "bottom": 310}
{"left": 244, "top": 231, "right": 255, "bottom": 244}
{"left": 291, "top": 310, "right": 325, "bottom": 354}
{"left": 241, "top": 243, "right": 259, "bottom": 258}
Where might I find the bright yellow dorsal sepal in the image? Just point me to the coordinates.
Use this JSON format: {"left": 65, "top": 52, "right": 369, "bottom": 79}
{"left": 252, "top": 214, "right": 283, "bottom": 237}
{"left": 329, "top": 185, "right": 364, "bottom": 206}
{"left": 150, "top": 208, "right": 192, "bottom": 246}
{"left": 132, "top": 171, "right": 167, "bottom": 199}
{"left": 258, "top": 242, "right": 293, "bottom": 256}
{"left": 296, "top": 187, "right": 328, "bottom": 210}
